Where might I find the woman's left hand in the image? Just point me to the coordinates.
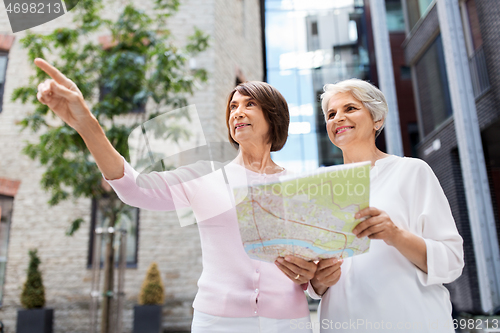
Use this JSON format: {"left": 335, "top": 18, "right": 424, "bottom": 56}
{"left": 275, "top": 256, "right": 317, "bottom": 284}
{"left": 352, "top": 207, "right": 402, "bottom": 246}
{"left": 353, "top": 206, "right": 428, "bottom": 273}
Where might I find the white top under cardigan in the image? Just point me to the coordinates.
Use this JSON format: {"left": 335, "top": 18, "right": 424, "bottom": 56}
{"left": 308, "top": 155, "right": 464, "bottom": 333}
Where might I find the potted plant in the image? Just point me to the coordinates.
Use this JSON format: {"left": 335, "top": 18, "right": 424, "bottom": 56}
{"left": 16, "top": 249, "right": 53, "bottom": 333}
{"left": 133, "top": 262, "right": 165, "bottom": 333}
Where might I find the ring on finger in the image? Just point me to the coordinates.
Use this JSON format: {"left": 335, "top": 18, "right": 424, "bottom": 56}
{"left": 294, "top": 274, "right": 300, "bottom": 280}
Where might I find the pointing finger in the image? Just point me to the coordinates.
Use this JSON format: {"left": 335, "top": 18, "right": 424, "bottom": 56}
{"left": 34, "top": 58, "right": 73, "bottom": 88}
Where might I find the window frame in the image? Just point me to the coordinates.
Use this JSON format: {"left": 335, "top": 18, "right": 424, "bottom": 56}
{"left": 459, "top": 0, "right": 483, "bottom": 57}
{"left": 87, "top": 197, "right": 140, "bottom": 269}
{"left": 413, "top": 34, "right": 453, "bottom": 138}
{"left": 0, "top": 52, "right": 9, "bottom": 113}
{"left": 385, "top": 0, "right": 406, "bottom": 33}
{"left": 404, "top": 0, "right": 437, "bottom": 34}
{"left": 0, "top": 194, "right": 14, "bottom": 307}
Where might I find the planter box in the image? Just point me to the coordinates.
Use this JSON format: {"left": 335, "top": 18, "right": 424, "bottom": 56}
{"left": 16, "top": 308, "right": 53, "bottom": 333}
{"left": 133, "top": 305, "right": 162, "bottom": 333}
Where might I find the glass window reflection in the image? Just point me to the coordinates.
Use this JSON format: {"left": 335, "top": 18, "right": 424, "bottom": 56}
{"left": 406, "top": 0, "right": 434, "bottom": 31}
{"left": 266, "top": 0, "right": 373, "bottom": 170}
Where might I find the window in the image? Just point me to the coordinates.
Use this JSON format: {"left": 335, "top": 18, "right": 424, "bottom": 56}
{"left": 348, "top": 20, "right": 358, "bottom": 42}
{"left": 400, "top": 66, "right": 411, "bottom": 80}
{"left": 0, "top": 195, "right": 14, "bottom": 305}
{"left": 406, "top": 0, "right": 434, "bottom": 31}
{"left": 460, "top": 0, "right": 489, "bottom": 98}
{"left": 461, "top": 0, "right": 483, "bottom": 55}
{"left": 311, "top": 22, "right": 318, "bottom": 36}
{"left": 414, "top": 35, "right": 453, "bottom": 136}
{"left": 385, "top": 0, "right": 405, "bottom": 32}
{"left": 0, "top": 53, "right": 8, "bottom": 113}
{"left": 407, "top": 122, "right": 420, "bottom": 157}
{"left": 88, "top": 198, "right": 139, "bottom": 268}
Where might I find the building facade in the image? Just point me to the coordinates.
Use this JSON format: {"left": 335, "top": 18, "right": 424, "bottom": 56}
{"left": 0, "top": 0, "right": 265, "bottom": 332}
{"left": 402, "top": 0, "right": 500, "bottom": 314}
{"left": 266, "top": 0, "right": 500, "bottom": 317}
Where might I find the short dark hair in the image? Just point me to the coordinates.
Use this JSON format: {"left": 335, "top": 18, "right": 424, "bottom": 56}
{"left": 225, "top": 81, "right": 289, "bottom": 152}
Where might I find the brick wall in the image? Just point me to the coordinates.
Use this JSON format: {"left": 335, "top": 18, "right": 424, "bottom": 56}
{"left": 416, "top": 119, "right": 482, "bottom": 313}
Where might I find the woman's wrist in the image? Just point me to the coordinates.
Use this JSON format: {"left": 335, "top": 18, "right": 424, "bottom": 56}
{"left": 386, "top": 226, "right": 404, "bottom": 248}
{"left": 391, "top": 228, "right": 415, "bottom": 251}
{"left": 77, "top": 115, "right": 125, "bottom": 180}
{"left": 310, "top": 278, "right": 328, "bottom": 296}
{"left": 392, "top": 229, "right": 428, "bottom": 273}
{"left": 76, "top": 113, "right": 100, "bottom": 137}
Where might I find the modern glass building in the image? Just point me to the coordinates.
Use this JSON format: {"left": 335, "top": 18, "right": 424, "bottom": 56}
{"left": 265, "top": 0, "right": 321, "bottom": 172}
{"left": 265, "top": 0, "right": 410, "bottom": 170}
{"left": 305, "top": 1, "right": 371, "bottom": 166}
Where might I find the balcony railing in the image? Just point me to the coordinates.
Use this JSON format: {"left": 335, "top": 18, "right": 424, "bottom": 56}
{"left": 469, "top": 46, "right": 490, "bottom": 99}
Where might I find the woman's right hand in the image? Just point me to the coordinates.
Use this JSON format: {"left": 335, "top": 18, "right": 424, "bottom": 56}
{"left": 34, "top": 58, "right": 125, "bottom": 180}
{"left": 310, "top": 258, "right": 343, "bottom": 296}
{"left": 35, "top": 58, "right": 95, "bottom": 133}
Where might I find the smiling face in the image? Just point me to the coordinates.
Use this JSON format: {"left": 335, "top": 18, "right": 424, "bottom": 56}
{"left": 325, "top": 92, "right": 381, "bottom": 149}
{"left": 228, "top": 91, "right": 270, "bottom": 149}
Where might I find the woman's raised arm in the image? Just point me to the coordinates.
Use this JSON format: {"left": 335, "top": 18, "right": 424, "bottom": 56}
{"left": 34, "top": 58, "right": 124, "bottom": 180}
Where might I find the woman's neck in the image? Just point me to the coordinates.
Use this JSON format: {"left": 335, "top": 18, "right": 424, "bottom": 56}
{"left": 341, "top": 142, "right": 389, "bottom": 166}
{"left": 234, "top": 144, "right": 283, "bottom": 174}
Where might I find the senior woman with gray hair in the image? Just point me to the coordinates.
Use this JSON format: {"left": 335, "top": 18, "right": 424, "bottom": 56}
{"left": 276, "top": 79, "right": 464, "bottom": 332}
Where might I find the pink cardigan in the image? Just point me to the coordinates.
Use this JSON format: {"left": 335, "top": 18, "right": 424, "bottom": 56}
{"left": 105, "top": 157, "right": 310, "bottom": 319}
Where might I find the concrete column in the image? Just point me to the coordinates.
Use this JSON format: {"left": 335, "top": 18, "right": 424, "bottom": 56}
{"left": 437, "top": 0, "right": 500, "bottom": 314}
{"left": 369, "top": 0, "right": 404, "bottom": 156}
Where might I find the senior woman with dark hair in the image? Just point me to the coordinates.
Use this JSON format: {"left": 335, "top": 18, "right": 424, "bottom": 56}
{"left": 33, "top": 58, "right": 316, "bottom": 333}
{"left": 277, "top": 79, "right": 464, "bottom": 332}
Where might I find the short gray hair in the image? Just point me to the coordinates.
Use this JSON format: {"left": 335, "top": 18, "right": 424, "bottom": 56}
{"left": 321, "top": 79, "right": 388, "bottom": 138}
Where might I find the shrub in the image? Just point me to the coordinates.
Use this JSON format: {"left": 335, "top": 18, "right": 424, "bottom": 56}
{"left": 20, "top": 249, "right": 45, "bottom": 309}
{"left": 139, "top": 262, "right": 165, "bottom": 305}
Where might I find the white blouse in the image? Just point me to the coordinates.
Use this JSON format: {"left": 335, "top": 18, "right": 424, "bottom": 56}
{"left": 309, "top": 155, "right": 464, "bottom": 333}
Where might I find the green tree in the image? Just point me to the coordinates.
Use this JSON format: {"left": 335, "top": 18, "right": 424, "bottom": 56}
{"left": 12, "top": 0, "right": 208, "bottom": 331}
{"left": 139, "top": 262, "right": 165, "bottom": 305}
{"left": 21, "top": 249, "right": 45, "bottom": 309}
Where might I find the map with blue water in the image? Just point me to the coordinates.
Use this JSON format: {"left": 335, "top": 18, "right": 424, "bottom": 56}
{"left": 234, "top": 161, "right": 371, "bottom": 262}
